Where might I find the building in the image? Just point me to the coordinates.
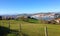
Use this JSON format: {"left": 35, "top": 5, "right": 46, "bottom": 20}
{"left": 54, "top": 18, "right": 60, "bottom": 23}
{"left": 30, "top": 13, "right": 55, "bottom": 20}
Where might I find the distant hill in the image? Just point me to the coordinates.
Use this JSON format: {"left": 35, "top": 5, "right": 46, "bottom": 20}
{"left": 30, "top": 12, "right": 60, "bottom": 21}
{"left": 0, "top": 12, "right": 60, "bottom": 20}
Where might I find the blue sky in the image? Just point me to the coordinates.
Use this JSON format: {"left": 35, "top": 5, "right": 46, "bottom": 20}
{"left": 0, "top": 0, "right": 60, "bottom": 15}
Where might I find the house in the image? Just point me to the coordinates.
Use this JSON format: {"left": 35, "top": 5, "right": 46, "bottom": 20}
{"left": 54, "top": 18, "right": 60, "bottom": 23}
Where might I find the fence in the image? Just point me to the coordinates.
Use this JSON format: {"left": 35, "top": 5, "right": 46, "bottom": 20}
{"left": 0, "top": 21, "right": 60, "bottom": 36}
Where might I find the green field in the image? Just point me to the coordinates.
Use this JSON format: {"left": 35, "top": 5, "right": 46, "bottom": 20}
{"left": 0, "top": 20, "right": 60, "bottom": 36}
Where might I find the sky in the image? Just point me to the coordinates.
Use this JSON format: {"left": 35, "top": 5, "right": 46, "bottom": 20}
{"left": 0, "top": 0, "right": 60, "bottom": 15}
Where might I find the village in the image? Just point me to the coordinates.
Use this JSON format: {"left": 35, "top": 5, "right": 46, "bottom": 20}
{"left": 0, "top": 12, "right": 60, "bottom": 24}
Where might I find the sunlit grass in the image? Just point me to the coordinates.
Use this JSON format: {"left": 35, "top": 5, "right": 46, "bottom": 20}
{"left": 0, "top": 20, "right": 60, "bottom": 36}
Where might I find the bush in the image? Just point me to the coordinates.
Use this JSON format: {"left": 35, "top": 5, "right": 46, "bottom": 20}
{"left": 26, "top": 18, "right": 38, "bottom": 23}
{"left": 44, "top": 20, "right": 57, "bottom": 24}
{"left": 38, "top": 20, "right": 57, "bottom": 24}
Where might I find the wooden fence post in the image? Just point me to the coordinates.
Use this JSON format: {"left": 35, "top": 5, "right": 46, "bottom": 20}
{"left": 8, "top": 21, "right": 10, "bottom": 33}
{"left": 1, "top": 22, "right": 2, "bottom": 26}
{"left": 44, "top": 26, "right": 48, "bottom": 36}
{"left": 19, "top": 24, "right": 22, "bottom": 36}
{"left": 16, "top": 24, "right": 22, "bottom": 36}
{"left": 8, "top": 21, "right": 10, "bottom": 29}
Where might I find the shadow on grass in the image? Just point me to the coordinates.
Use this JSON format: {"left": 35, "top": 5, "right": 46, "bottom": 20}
{"left": 0, "top": 26, "right": 28, "bottom": 36}
{"left": 0, "top": 26, "right": 18, "bottom": 36}
{"left": 22, "top": 33, "right": 28, "bottom": 36}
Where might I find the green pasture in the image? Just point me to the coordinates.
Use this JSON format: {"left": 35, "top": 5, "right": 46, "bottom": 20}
{"left": 0, "top": 20, "right": 60, "bottom": 36}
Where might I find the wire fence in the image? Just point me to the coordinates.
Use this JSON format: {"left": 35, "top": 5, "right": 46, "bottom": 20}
{"left": 0, "top": 21, "right": 60, "bottom": 36}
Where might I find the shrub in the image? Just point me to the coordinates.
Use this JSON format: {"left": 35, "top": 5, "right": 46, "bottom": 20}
{"left": 27, "top": 18, "right": 38, "bottom": 23}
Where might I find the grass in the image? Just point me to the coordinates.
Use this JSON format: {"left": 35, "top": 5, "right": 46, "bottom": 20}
{"left": 27, "top": 18, "right": 38, "bottom": 23}
{"left": 0, "top": 20, "right": 60, "bottom": 36}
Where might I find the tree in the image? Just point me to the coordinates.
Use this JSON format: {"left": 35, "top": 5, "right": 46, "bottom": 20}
{"left": 0, "top": 16, "right": 2, "bottom": 20}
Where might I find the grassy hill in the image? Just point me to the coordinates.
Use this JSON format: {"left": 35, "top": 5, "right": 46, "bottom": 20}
{"left": 0, "top": 20, "right": 60, "bottom": 36}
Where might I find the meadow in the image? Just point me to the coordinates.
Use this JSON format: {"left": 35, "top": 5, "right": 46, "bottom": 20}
{"left": 0, "top": 20, "right": 60, "bottom": 36}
